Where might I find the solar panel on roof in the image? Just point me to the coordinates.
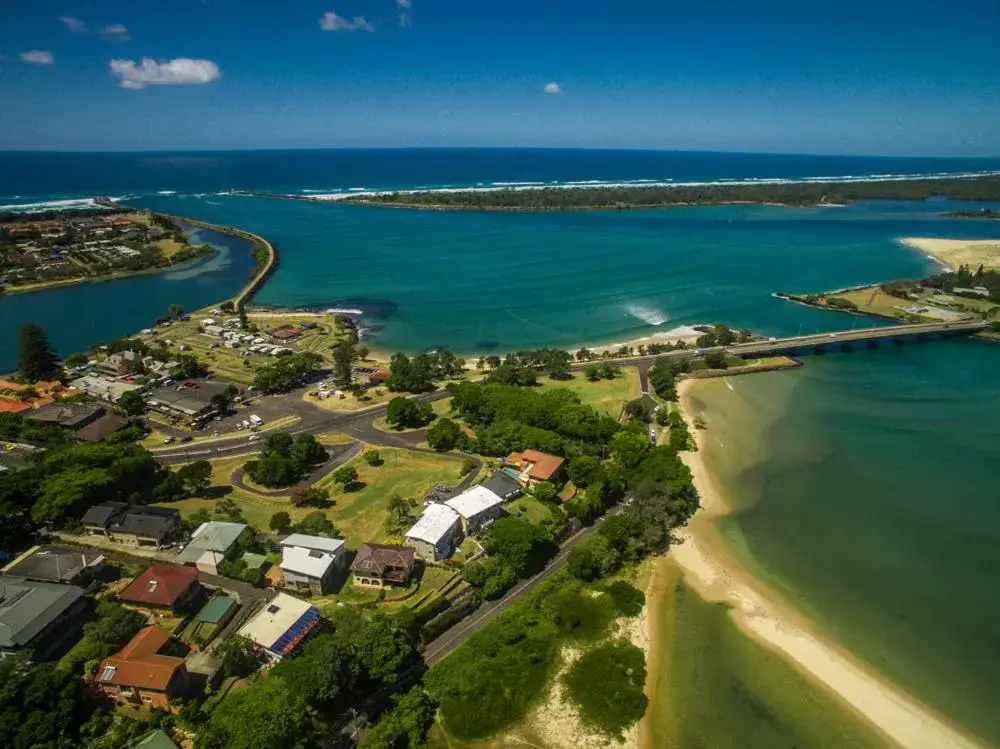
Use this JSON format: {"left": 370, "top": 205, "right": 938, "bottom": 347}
{"left": 271, "top": 608, "right": 320, "bottom": 655}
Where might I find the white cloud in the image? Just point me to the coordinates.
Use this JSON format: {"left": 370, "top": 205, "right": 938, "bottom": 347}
{"left": 544, "top": 82, "right": 561, "bottom": 94}
{"left": 319, "top": 11, "right": 375, "bottom": 32}
{"left": 100, "top": 24, "right": 130, "bottom": 41}
{"left": 397, "top": 0, "right": 412, "bottom": 7}
{"left": 109, "top": 57, "right": 220, "bottom": 89}
{"left": 399, "top": 12, "right": 412, "bottom": 28}
{"left": 20, "top": 50, "right": 54, "bottom": 65}
{"left": 59, "top": 16, "right": 87, "bottom": 33}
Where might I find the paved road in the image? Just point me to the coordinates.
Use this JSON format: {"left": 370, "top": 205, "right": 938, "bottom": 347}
{"left": 422, "top": 504, "right": 623, "bottom": 665}
{"left": 154, "top": 389, "right": 448, "bottom": 464}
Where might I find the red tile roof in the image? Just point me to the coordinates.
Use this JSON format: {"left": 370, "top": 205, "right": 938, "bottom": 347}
{"left": 96, "top": 626, "right": 185, "bottom": 692}
{"left": 0, "top": 398, "right": 30, "bottom": 414}
{"left": 506, "top": 449, "right": 565, "bottom": 481}
{"left": 119, "top": 566, "right": 199, "bottom": 608}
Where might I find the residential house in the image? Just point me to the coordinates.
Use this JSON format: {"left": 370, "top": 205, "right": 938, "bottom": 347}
{"left": 350, "top": 543, "right": 416, "bottom": 588}
{"left": 119, "top": 566, "right": 202, "bottom": 612}
{"left": 94, "top": 626, "right": 188, "bottom": 710}
{"left": 106, "top": 350, "right": 142, "bottom": 376}
{"left": 1, "top": 545, "right": 105, "bottom": 586}
{"left": 278, "top": 534, "right": 347, "bottom": 595}
{"left": 367, "top": 369, "right": 390, "bottom": 387}
{"left": 504, "top": 449, "right": 566, "bottom": 487}
{"left": 176, "top": 522, "right": 250, "bottom": 574}
{"left": 0, "top": 577, "right": 85, "bottom": 659}
{"left": 404, "top": 503, "right": 462, "bottom": 561}
{"left": 444, "top": 485, "right": 505, "bottom": 535}
{"left": 26, "top": 402, "right": 106, "bottom": 431}
{"left": 271, "top": 326, "right": 301, "bottom": 342}
{"left": 108, "top": 506, "right": 182, "bottom": 549}
{"left": 236, "top": 592, "right": 322, "bottom": 662}
{"left": 80, "top": 501, "right": 130, "bottom": 537}
{"left": 483, "top": 470, "right": 523, "bottom": 502}
{"left": 75, "top": 413, "right": 129, "bottom": 443}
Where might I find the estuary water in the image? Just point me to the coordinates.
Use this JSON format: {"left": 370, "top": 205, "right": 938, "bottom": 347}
{"left": 687, "top": 342, "right": 1000, "bottom": 746}
{"left": 2, "top": 149, "right": 999, "bottom": 742}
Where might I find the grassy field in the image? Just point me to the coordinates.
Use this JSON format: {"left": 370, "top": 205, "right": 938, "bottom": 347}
{"left": 314, "top": 448, "right": 467, "bottom": 547}
{"left": 534, "top": 367, "right": 641, "bottom": 417}
{"left": 644, "top": 561, "right": 890, "bottom": 749}
{"left": 505, "top": 496, "right": 553, "bottom": 525}
{"left": 157, "top": 236, "right": 189, "bottom": 259}
{"left": 829, "top": 287, "right": 996, "bottom": 322}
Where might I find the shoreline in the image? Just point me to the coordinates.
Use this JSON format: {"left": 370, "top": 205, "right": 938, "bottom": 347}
{"left": 641, "top": 378, "right": 990, "bottom": 749}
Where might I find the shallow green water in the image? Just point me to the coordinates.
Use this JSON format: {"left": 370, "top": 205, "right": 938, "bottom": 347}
{"left": 648, "top": 563, "right": 889, "bottom": 749}
{"left": 690, "top": 341, "right": 1000, "bottom": 746}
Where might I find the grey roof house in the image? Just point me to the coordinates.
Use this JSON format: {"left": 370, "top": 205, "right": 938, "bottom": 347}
{"left": 25, "top": 402, "right": 106, "bottom": 430}
{"left": 177, "top": 522, "right": 250, "bottom": 574}
{"left": 278, "top": 534, "right": 347, "bottom": 595}
{"left": 1, "top": 545, "right": 105, "bottom": 586}
{"left": 483, "top": 470, "right": 522, "bottom": 502}
{"left": 110, "top": 507, "right": 182, "bottom": 548}
{"left": 81, "top": 501, "right": 130, "bottom": 533}
{"left": 0, "top": 576, "right": 86, "bottom": 659}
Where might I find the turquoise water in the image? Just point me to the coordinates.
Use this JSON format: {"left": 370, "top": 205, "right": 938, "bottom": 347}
{"left": 109, "top": 194, "right": 994, "bottom": 357}
{"left": 692, "top": 344, "right": 1000, "bottom": 745}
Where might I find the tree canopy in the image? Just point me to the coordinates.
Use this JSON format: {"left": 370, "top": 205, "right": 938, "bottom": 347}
{"left": 17, "top": 323, "right": 59, "bottom": 382}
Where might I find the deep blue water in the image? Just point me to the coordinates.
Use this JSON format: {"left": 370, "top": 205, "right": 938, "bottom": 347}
{"left": 3, "top": 148, "right": 1000, "bottom": 200}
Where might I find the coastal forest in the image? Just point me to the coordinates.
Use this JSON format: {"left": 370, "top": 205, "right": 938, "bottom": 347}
{"left": 343, "top": 175, "right": 1000, "bottom": 210}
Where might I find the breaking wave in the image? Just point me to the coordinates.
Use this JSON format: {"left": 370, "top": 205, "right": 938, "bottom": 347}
{"left": 624, "top": 303, "right": 670, "bottom": 326}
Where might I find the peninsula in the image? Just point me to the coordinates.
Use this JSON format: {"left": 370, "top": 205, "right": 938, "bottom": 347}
{"left": 325, "top": 174, "right": 1000, "bottom": 211}
{"left": 0, "top": 209, "right": 212, "bottom": 295}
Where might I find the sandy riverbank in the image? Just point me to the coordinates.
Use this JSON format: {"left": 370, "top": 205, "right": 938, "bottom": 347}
{"left": 900, "top": 237, "right": 1000, "bottom": 271}
{"left": 643, "top": 378, "right": 990, "bottom": 749}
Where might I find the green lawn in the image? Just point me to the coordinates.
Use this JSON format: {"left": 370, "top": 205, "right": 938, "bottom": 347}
{"left": 534, "top": 367, "right": 641, "bottom": 417}
{"left": 505, "top": 496, "right": 553, "bottom": 525}
{"left": 315, "top": 448, "right": 467, "bottom": 547}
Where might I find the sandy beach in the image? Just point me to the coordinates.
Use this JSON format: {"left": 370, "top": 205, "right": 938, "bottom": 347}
{"left": 900, "top": 237, "right": 1000, "bottom": 271}
{"left": 647, "top": 378, "right": 992, "bottom": 749}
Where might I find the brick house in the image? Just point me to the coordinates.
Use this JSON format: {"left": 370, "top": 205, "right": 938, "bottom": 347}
{"left": 94, "top": 626, "right": 188, "bottom": 711}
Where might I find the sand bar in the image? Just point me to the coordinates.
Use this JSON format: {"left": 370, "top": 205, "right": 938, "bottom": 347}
{"left": 900, "top": 237, "right": 1000, "bottom": 271}
{"left": 660, "top": 379, "right": 991, "bottom": 749}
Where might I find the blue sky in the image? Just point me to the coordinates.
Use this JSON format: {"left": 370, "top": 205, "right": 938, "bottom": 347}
{"left": 1, "top": 0, "right": 998, "bottom": 154}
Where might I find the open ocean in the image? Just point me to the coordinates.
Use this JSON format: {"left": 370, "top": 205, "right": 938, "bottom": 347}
{"left": 2, "top": 149, "right": 1000, "bottom": 742}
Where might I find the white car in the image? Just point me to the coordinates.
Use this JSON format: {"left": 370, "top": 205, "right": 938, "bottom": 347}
{"left": 248, "top": 434, "right": 260, "bottom": 442}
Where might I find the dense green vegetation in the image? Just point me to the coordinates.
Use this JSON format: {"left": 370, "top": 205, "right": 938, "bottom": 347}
{"left": 463, "top": 516, "right": 555, "bottom": 598}
{"left": 387, "top": 350, "right": 465, "bottom": 393}
{"left": 385, "top": 396, "right": 435, "bottom": 429}
{"left": 563, "top": 641, "right": 648, "bottom": 738}
{"left": 344, "top": 176, "right": 1000, "bottom": 210}
{"left": 251, "top": 351, "right": 322, "bottom": 393}
{"left": 920, "top": 264, "right": 1000, "bottom": 303}
{"left": 17, "top": 322, "right": 60, "bottom": 381}
{"left": 195, "top": 608, "right": 418, "bottom": 748}
{"left": 242, "top": 431, "right": 327, "bottom": 488}
{"left": 0, "top": 652, "right": 177, "bottom": 749}
{"left": 447, "top": 380, "right": 620, "bottom": 458}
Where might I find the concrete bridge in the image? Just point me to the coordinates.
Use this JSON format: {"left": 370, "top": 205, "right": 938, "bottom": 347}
{"left": 723, "top": 320, "right": 987, "bottom": 359}
{"left": 573, "top": 319, "right": 988, "bottom": 374}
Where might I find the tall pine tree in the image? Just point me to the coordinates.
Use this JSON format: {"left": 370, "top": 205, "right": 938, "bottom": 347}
{"left": 17, "top": 323, "right": 59, "bottom": 382}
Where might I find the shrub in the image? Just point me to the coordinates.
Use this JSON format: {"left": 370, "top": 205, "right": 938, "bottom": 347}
{"left": 563, "top": 641, "right": 648, "bottom": 738}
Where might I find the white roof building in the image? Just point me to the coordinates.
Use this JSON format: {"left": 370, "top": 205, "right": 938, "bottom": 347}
{"left": 279, "top": 534, "right": 346, "bottom": 580}
{"left": 237, "top": 592, "right": 321, "bottom": 661}
{"left": 405, "top": 503, "right": 460, "bottom": 546}
{"left": 445, "top": 485, "right": 505, "bottom": 520}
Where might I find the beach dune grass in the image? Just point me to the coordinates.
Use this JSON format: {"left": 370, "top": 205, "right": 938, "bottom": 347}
{"left": 644, "top": 561, "right": 889, "bottom": 749}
